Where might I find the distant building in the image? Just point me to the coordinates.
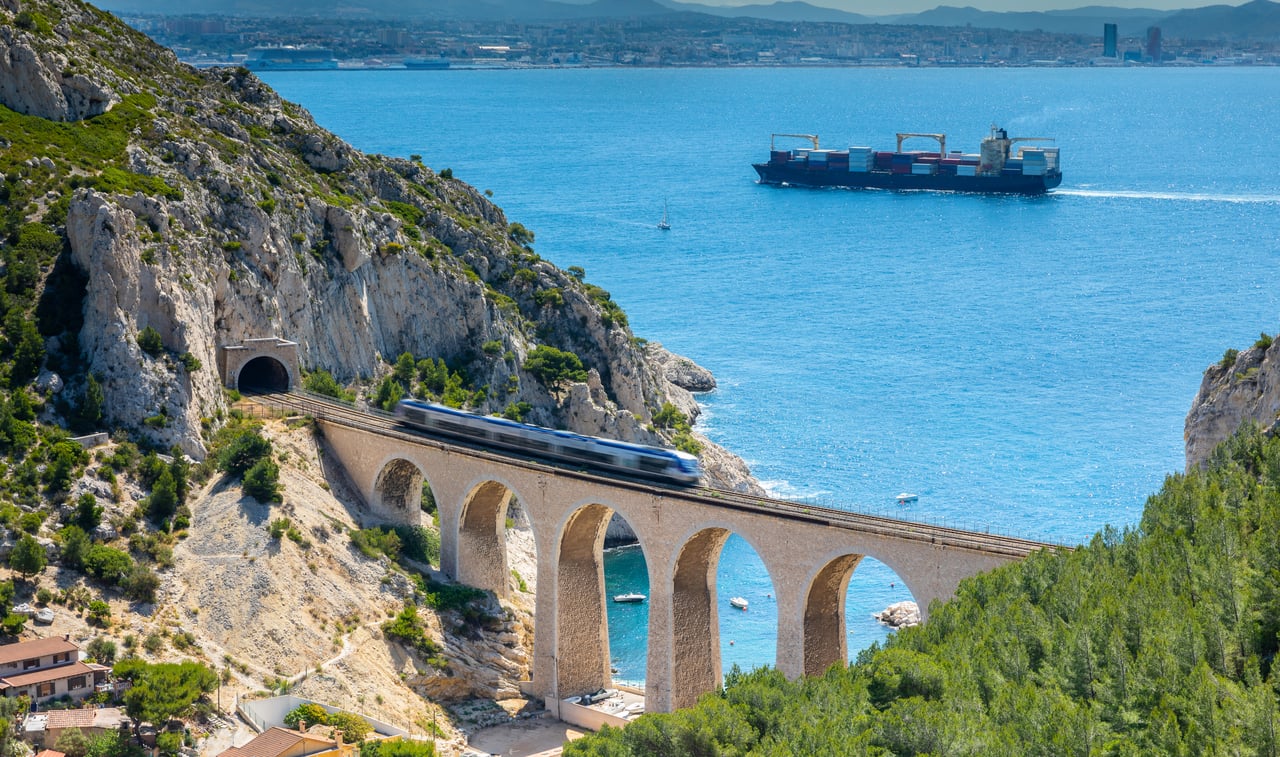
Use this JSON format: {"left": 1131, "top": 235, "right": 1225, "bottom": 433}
{"left": 1103, "top": 23, "right": 1117, "bottom": 58}
{"left": 23, "top": 708, "right": 130, "bottom": 749}
{"left": 1146, "top": 26, "right": 1162, "bottom": 63}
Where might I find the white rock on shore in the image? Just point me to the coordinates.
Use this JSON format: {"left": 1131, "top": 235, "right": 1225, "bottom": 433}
{"left": 873, "top": 601, "right": 920, "bottom": 630}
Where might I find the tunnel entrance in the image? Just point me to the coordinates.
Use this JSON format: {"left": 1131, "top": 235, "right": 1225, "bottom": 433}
{"left": 238, "top": 356, "right": 291, "bottom": 393}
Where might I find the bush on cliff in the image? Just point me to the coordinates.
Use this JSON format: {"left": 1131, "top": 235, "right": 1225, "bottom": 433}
{"left": 566, "top": 422, "right": 1280, "bottom": 756}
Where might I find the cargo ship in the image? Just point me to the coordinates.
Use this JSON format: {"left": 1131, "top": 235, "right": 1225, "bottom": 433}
{"left": 243, "top": 46, "right": 338, "bottom": 72}
{"left": 753, "top": 126, "right": 1061, "bottom": 195}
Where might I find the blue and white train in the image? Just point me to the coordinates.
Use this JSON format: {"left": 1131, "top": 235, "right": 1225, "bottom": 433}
{"left": 394, "top": 399, "right": 702, "bottom": 486}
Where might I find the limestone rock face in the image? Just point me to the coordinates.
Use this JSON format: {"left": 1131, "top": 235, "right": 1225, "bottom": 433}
{"left": 1185, "top": 342, "right": 1280, "bottom": 469}
{"left": 0, "top": 18, "right": 119, "bottom": 121}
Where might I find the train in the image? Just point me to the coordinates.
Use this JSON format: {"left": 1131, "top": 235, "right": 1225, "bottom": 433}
{"left": 394, "top": 399, "right": 703, "bottom": 486}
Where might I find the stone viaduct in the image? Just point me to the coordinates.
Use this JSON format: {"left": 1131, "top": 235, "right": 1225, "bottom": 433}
{"left": 247, "top": 392, "right": 1051, "bottom": 716}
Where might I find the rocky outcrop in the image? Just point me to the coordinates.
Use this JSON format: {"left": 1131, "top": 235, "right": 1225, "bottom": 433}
{"left": 1185, "top": 341, "right": 1280, "bottom": 469}
{"left": 647, "top": 342, "right": 717, "bottom": 393}
{"left": 0, "top": 25, "right": 119, "bottom": 121}
{"left": 873, "top": 601, "right": 920, "bottom": 630}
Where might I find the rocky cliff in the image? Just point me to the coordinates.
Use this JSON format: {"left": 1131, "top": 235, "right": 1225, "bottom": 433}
{"left": 0, "top": 0, "right": 756, "bottom": 492}
{"left": 1185, "top": 338, "right": 1280, "bottom": 469}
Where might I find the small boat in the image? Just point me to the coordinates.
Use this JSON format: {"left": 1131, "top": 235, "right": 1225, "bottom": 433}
{"left": 657, "top": 200, "right": 670, "bottom": 230}
{"left": 729, "top": 596, "right": 749, "bottom": 610}
{"left": 613, "top": 592, "right": 647, "bottom": 604}
{"left": 896, "top": 492, "right": 918, "bottom": 504}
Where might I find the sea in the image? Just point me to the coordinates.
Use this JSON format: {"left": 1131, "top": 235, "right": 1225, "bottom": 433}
{"left": 259, "top": 67, "right": 1280, "bottom": 686}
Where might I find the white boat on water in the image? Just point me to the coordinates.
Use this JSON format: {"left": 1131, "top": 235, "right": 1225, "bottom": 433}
{"left": 613, "top": 592, "right": 647, "bottom": 604}
{"left": 657, "top": 200, "right": 670, "bottom": 230}
{"left": 729, "top": 596, "right": 749, "bottom": 610}
{"left": 896, "top": 492, "right": 918, "bottom": 504}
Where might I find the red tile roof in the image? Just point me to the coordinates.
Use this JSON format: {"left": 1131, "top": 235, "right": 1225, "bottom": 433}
{"left": 41, "top": 707, "right": 125, "bottom": 731}
{"left": 218, "top": 727, "right": 336, "bottom": 757}
{"left": 0, "top": 661, "right": 94, "bottom": 689}
{"left": 35, "top": 750, "right": 66, "bottom": 757}
{"left": 0, "top": 638, "right": 78, "bottom": 666}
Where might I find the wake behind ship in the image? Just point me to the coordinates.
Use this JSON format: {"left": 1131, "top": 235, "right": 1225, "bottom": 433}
{"left": 753, "top": 126, "right": 1061, "bottom": 195}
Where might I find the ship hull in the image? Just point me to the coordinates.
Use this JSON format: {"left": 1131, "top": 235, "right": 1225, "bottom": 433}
{"left": 752, "top": 163, "right": 1061, "bottom": 195}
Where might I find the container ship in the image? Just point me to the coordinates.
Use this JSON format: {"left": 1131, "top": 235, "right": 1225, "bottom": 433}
{"left": 243, "top": 46, "right": 338, "bottom": 72}
{"left": 753, "top": 126, "right": 1061, "bottom": 195}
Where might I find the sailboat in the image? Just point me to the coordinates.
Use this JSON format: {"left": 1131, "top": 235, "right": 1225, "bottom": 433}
{"left": 657, "top": 200, "right": 670, "bottom": 230}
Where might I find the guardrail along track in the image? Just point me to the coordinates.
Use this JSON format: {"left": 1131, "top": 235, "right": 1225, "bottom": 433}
{"left": 243, "top": 391, "right": 1058, "bottom": 558}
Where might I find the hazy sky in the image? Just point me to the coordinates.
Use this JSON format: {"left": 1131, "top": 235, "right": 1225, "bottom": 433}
{"left": 692, "top": 0, "right": 1245, "bottom": 14}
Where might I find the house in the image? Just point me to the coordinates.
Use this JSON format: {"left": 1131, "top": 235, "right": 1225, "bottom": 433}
{"left": 22, "top": 707, "right": 130, "bottom": 748}
{"left": 0, "top": 636, "right": 110, "bottom": 704}
{"left": 217, "top": 727, "right": 356, "bottom": 757}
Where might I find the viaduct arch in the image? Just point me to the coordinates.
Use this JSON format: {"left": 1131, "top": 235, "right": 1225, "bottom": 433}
{"left": 305, "top": 405, "right": 1044, "bottom": 716}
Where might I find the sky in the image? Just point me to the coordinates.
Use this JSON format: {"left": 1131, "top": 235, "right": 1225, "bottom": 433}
{"left": 687, "top": 0, "right": 1249, "bottom": 14}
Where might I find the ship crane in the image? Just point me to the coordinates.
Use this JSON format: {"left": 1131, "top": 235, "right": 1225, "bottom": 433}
{"left": 896, "top": 133, "right": 946, "bottom": 155}
{"left": 770, "top": 133, "right": 819, "bottom": 150}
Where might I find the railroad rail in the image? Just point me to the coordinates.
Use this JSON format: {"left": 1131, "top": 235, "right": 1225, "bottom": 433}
{"left": 243, "top": 390, "right": 1060, "bottom": 559}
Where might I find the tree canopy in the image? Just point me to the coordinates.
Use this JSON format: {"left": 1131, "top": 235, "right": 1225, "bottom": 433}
{"left": 523, "top": 345, "right": 587, "bottom": 390}
{"left": 567, "top": 422, "right": 1280, "bottom": 755}
{"left": 113, "top": 659, "right": 218, "bottom": 726}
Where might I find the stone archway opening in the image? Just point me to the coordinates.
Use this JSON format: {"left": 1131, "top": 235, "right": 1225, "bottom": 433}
{"left": 457, "top": 481, "right": 515, "bottom": 598}
{"left": 844, "top": 557, "right": 917, "bottom": 662}
{"left": 716, "top": 535, "right": 778, "bottom": 682}
{"left": 803, "top": 554, "right": 863, "bottom": 678}
{"left": 602, "top": 514, "right": 649, "bottom": 688}
{"left": 555, "top": 503, "right": 616, "bottom": 699}
{"left": 371, "top": 458, "right": 424, "bottom": 527}
{"left": 238, "top": 355, "right": 291, "bottom": 393}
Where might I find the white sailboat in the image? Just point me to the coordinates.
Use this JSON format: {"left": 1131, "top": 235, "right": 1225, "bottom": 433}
{"left": 657, "top": 200, "right": 670, "bottom": 230}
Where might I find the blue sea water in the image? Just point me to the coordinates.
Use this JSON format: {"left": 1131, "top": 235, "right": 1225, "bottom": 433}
{"left": 260, "top": 67, "right": 1280, "bottom": 685}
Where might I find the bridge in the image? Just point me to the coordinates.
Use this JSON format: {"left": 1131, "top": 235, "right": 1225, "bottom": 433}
{"left": 247, "top": 391, "right": 1056, "bottom": 716}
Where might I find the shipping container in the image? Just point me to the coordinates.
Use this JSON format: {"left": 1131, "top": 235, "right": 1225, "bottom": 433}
{"left": 957, "top": 165, "right": 978, "bottom": 176}
{"left": 911, "top": 163, "right": 937, "bottom": 175}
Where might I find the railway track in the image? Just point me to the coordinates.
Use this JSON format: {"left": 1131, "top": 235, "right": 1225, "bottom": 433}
{"left": 244, "top": 390, "right": 1059, "bottom": 558}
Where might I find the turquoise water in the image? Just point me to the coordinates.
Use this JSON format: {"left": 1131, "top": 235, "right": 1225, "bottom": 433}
{"left": 261, "top": 67, "right": 1280, "bottom": 684}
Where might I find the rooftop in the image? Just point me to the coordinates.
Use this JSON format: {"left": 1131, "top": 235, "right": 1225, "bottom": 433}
{"left": 218, "top": 727, "right": 337, "bottom": 757}
{"left": 0, "top": 661, "right": 101, "bottom": 689}
{"left": 0, "top": 638, "right": 78, "bottom": 667}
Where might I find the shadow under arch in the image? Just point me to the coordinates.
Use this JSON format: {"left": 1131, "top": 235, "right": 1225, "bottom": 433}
{"left": 237, "top": 355, "right": 291, "bottom": 392}
{"left": 555, "top": 502, "right": 623, "bottom": 699}
{"left": 803, "top": 553, "right": 864, "bottom": 678}
{"left": 370, "top": 457, "right": 425, "bottom": 527}
{"left": 667, "top": 527, "right": 724, "bottom": 709}
{"left": 457, "top": 480, "right": 516, "bottom": 598}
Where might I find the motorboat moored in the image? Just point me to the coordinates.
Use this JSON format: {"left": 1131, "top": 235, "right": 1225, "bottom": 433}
{"left": 729, "top": 596, "right": 749, "bottom": 610}
{"left": 613, "top": 592, "right": 647, "bottom": 604}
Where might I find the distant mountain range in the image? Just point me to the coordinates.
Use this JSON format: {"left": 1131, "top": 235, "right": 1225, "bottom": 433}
{"left": 91, "top": 0, "right": 1280, "bottom": 39}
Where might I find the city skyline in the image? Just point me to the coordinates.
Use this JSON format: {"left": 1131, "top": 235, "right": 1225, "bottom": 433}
{"left": 679, "top": 0, "right": 1253, "bottom": 15}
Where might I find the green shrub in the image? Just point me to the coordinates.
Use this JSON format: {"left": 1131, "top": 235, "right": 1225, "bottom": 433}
{"left": 523, "top": 345, "right": 587, "bottom": 389}
{"left": 216, "top": 429, "right": 272, "bottom": 476}
{"left": 178, "top": 352, "right": 201, "bottom": 372}
{"left": 284, "top": 703, "right": 330, "bottom": 729}
{"left": 481, "top": 340, "right": 503, "bottom": 357}
{"left": 382, "top": 603, "right": 441, "bottom": 655}
{"left": 391, "top": 525, "right": 440, "bottom": 567}
{"left": 501, "top": 402, "right": 532, "bottom": 422}
{"left": 351, "top": 528, "right": 400, "bottom": 560}
{"left": 136, "top": 326, "right": 163, "bottom": 356}
{"left": 303, "top": 369, "right": 354, "bottom": 402}
{"left": 1255, "top": 332, "right": 1273, "bottom": 351}
{"left": 1220, "top": 348, "right": 1239, "bottom": 368}
{"left": 533, "top": 287, "right": 564, "bottom": 308}
{"left": 242, "top": 457, "right": 281, "bottom": 503}
{"left": 83, "top": 545, "right": 133, "bottom": 585}
{"left": 87, "top": 600, "right": 111, "bottom": 626}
